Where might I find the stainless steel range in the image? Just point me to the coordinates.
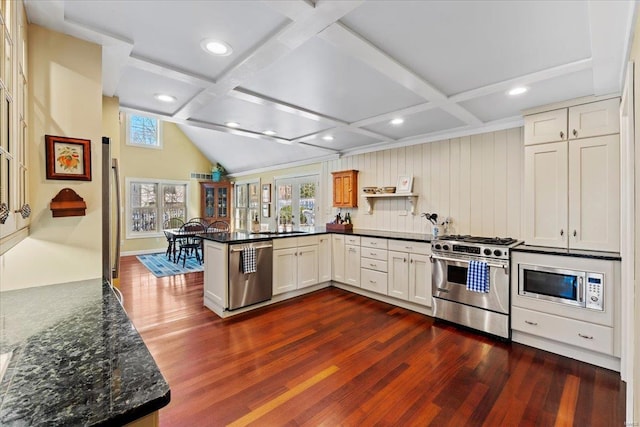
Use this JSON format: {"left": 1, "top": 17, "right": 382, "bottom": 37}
{"left": 431, "top": 235, "right": 522, "bottom": 339}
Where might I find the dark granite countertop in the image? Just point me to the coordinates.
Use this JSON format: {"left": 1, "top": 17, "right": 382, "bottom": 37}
{"left": 513, "top": 244, "right": 621, "bottom": 261}
{"left": 199, "top": 227, "right": 434, "bottom": 244}
{"left": 0, "top": 279, "right": 170, "bottom": 426}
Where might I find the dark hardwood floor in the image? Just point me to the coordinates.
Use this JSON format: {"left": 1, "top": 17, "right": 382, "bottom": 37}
{"left": 120, "top": 255, "right": 625, "bottom": 426}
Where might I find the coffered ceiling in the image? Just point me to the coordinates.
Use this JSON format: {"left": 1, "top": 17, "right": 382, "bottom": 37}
{"left": 24, "top": 0, "right": 636, "bottom": 175}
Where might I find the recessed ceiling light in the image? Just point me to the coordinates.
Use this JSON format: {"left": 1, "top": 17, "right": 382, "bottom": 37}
{"left": 508, "top": 86, "right": 528, "bottom": 96}
{"left": 225, "top": 121, "right": 240, "bottom": 128}
{"left": 263, "top": 130, "right": 277, "bottom": 136}
{"left": 201, "top": 39, "right": 233, "bottom": 56}
{"left": 390, "top": 118, "right": 404, "bottom": 125}
{"left": 322, "top": 135, "right": 334, "bottom": 141}
{"left": 154, "top": 93, "right": 176, "bottom": 103}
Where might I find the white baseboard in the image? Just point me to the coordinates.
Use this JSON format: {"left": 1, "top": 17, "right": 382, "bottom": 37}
{"left": 121, "top": 248, "right": 166, "bottom": 257}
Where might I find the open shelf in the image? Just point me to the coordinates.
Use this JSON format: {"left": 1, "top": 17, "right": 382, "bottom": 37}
{"left": 361, "top": 193, "right": 418, "bottom": 215}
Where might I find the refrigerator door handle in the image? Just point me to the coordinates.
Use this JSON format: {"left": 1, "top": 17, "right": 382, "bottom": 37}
{"left": 112, "top": 158, "right": 121, "bottom": 280}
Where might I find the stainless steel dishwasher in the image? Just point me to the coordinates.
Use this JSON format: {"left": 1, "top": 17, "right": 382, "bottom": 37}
{"left": 228, "top": 241, "right": 273, "bottom": 310}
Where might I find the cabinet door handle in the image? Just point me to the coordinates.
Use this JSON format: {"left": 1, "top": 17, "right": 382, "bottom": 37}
{"left": 573, "top": 230, "right": 577, "bottom": 237}
{"left": 370, "top": 242, "right": 377, "bottom": 245}
{"left": 578, "top": 333, "right": 593, "bottom": 340}
{"left": 560, "top": 229, "right": 564, "bottom": 236}
{"left": 560, "top": 131, "right": 564, "bottom": 139}
{"left": 403, "top": 258, "right": 407, "bottom": 263}
{"left": 524, "top": 320, "right": 538, "bottom": 326}
{"left": 573, "top": 129, "right": 578, "bottom": 137}
{"left": 410, "top": 259, "right": 413, "bottom": 264}
{"left": 369, "top": 280, "right": 377, "bottom": 284}
{"left": 369, "top": 263, "right": 376, "bottom": 267}
{"left": 405, "top": 246, "right": 412, "bottom": 250}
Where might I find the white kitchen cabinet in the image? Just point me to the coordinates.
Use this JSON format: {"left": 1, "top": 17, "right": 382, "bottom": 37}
{"left": 524, "top": 97, "right": 619, "bottom": 146}
{"left": 568, "top": 135, "right": 620, "bottom": 251}
{"left": 387, "top": 240, "right": 432, "bottom": 306}
{"left": 203, "top": 241, "right": 228, "bottom": 311}
{"left": 318, "top": 235, "right": 332, "bottom": 283}
{"left": 345, "top": 244, "right": 361, "bottom": 287}
{"left": 524, "top": 108, "right": 567, "bottom": 145}
{"left": 524, "top": 134, "right": 619, "bottom": 251}
{"left": 361, "top": 267, "right": 387, "bottom": 294}
{"left": 273, "top": 236, "right": 319, "bottom": 295}
{"left": 332, "top": 234, "right": 345, "bottom": 282}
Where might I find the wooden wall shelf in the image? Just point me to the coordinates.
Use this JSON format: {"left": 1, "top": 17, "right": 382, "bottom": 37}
{"left": 361, "top": 193, "right": 418, "bottom": 215}
{"left": 50, "top": 188, "right": 86, "bottom": 217}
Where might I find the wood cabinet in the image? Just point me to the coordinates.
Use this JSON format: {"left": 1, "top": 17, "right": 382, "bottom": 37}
{"left": 273, "top": 236, "right": 319, "bottom": 295}
{"left": 523, "top": 97, "right": 620, "bottom": 251}
{"left": 331, "top": 170, "right": 358, "bottom": 208}
{"left": 524, "top": 97, "right": 619, "bottom": 146}
{"left": 200, "top": 181, "right": 232, "bottom": 225}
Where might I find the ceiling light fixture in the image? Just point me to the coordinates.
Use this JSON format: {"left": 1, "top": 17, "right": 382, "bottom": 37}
{"left": 390, "top": 118, "right": 404, "bottom": 125}
{"left": 201, "top": 39, "right": 233, "bottom": 56}
{"left": 154, "top": 93, "right": 176, "bottom": 103}
{"left": 322, "top": 135, "right": 334, "bottom": 141}
{"left": 263, "top": 130, "right": 277, "bottom": 136}
{"left": 225, "top": 121, "right": 240, "bottom": 128}
{"left": 508, "top": 86, "right": 528, "bottom": 96}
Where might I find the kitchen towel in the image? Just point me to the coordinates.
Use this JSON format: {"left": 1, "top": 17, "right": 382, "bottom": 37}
{"left": 242, "top": 246, "right": 257, "bottom": 274}
{"left": 466, "top": 260, "right": 490, "bottom": 293}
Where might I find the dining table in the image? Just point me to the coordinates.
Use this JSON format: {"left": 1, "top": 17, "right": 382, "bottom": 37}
{"left": 163, "top": 227, "right": 204, "bottom": 263}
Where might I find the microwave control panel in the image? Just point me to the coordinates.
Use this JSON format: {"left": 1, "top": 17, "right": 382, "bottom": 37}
{"left": 585, "top": 273, "right": 604, "bottom": 311}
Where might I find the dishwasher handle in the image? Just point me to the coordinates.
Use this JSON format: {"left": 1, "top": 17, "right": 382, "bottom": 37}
{"left": 230, "top": 243, "right": 273, "bottom": 252}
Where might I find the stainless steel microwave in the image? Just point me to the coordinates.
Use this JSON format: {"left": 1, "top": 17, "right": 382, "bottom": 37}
{"left": 518, "top": 263, "right": 604, "bottom": 311}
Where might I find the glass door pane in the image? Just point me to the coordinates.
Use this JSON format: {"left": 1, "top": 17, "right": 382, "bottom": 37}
{"left": 217, "top": 187, "right": 228, "bottom": 218}
{"left": 276, "top": 183, "right": 292, "bottom": 226}
{"left": 299, "top": 181, "right": 316, "bottom": 231}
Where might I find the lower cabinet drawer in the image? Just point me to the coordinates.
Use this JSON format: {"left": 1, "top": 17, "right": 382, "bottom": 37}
{"left": 512, "top": 306, "right": 614, "bottom": 355}
{"left": 360, "top": 268, "right": 388, "bottom": 295}
{"left": 361, "top": 248, "right": 387, "bottom": 261}
{"left": 361, "top": 257, "right": 388, "bottom": 272}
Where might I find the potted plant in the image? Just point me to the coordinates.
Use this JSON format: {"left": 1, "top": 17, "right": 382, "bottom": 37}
{"left": 211, "top": 163, "right": 225, "bottom": 182}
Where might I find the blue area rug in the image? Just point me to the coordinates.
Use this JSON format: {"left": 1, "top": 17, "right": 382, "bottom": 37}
{"left": 136, "top": 252, "right": 204, "bottom": 277}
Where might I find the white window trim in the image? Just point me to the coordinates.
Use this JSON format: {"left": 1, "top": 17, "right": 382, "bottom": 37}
{"left": 125, "top": 177, "right": 189, "bottom": 239}
{"left": 125, "top": 113, "right": 163, "bottom": 150}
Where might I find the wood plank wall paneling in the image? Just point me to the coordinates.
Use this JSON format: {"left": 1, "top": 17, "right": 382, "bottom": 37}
{"left": 324, "top": 127, "right": 524, "bottom": 238}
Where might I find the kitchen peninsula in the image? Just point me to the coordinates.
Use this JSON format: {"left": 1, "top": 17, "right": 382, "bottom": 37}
{"left": 0, "top": 279, "right": 170, "bottom": 426}
{"left": 200, "top": 228, "right": 434, "bottom": 318}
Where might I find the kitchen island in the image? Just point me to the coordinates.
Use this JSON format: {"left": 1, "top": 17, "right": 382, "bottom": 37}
{"left": 0, "top": 279, "right": 170, "bottom": 426}
{"left": 200, "top": 228, "right": 434, "bottom": 318}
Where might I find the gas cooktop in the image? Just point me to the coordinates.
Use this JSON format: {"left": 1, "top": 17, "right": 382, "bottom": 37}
{"left": 431, "top": 235, "right": 522, "bottom": 260}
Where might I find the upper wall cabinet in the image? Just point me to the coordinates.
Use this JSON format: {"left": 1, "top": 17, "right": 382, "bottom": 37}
{"left": 523, "top": 97, "right": 620, "bottom": 252}
{"left": 332, "top": 170, "right": 358, "bottom": 208}
{"left": 524, "top": 97, "right": 620, "bottom": 146}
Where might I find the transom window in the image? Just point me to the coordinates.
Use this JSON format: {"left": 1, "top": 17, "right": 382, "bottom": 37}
{"left": 126, "top": 113, "right": 162, "bottom": 149}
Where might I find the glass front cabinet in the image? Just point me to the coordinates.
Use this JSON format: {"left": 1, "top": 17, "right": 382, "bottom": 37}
{"left": 200, "top": 181, "right": 232, "bottom": 226}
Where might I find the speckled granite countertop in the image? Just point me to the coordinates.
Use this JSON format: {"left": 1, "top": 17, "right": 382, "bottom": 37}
{"left": 199, "top": 227, "right": 434, "bottom": 244}
{"left": 0, "top": 279, "right": 170, "bottom": 426}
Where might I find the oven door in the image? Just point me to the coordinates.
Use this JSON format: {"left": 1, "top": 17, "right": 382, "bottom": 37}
{"left": 431, "top": 255, "right": 510, "bottom": 314}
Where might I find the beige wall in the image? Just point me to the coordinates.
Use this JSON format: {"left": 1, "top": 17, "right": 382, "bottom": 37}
{"left": 0, "top": 25, "right": 103, "bottom": 291}
{"left": 120, "top": 121, "right": 212, "bottom": 254}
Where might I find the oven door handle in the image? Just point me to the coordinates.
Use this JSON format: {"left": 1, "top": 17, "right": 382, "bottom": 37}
{"left": 430, "top": 254, "right": 509, "bottom": 273}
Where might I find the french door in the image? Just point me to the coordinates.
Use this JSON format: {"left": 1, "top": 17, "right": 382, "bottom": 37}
{"left": 275, "top": 175, "right": 318, "bottom": 231}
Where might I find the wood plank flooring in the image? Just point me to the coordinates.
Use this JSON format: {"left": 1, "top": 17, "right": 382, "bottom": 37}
{"left": 119, "top": 255, "right": 625, "bottom": 426}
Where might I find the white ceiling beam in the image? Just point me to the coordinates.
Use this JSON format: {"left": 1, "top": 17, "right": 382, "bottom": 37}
{"left": 350, "top": 102, "right": 435, "bottom": 128}
{"left": 127, "top": 55, "right": 214, "bottom": 88}
{"left": 449, "top": 58, "right": 593, "bottom": 103}
{"left": 317, "top": 22, "right": 481, "bottom": 126}
{"left": 261, "top": 0, "right": 316, "bottom": 21}
{"left": 174, "top": 0, "right": 364, "bottom": 120}
{"left": 588, "top": 0, "right": 634, "bottom": 95}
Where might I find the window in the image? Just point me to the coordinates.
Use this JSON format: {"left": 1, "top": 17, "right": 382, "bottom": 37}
{"left": 275, "top": 174, "right": 318, "bottom": 231}
{"left": 126, "top": 178, "right": 188, "bottom": 238}
{"left": 234, "top": 180, "right": 259, "bottom": 232}
{"left": 126, "top": 113, "right": 162, "bottom": 148}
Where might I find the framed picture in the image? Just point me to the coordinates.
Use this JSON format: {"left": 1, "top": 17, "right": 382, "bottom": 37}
{"left": 262, "top": 203, "right": 270, "bottom": 218}
{"left": 262, "top": 184, "right": 271, "bottom": 203}
{"left": 45, "top": 135, "right": 92, "bottom": 181}
{"left": 396, "top": 175, "right": 414, "bottom": 193}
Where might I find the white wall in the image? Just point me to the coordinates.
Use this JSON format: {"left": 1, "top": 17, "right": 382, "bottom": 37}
{"left": 323, "top": 127, "right": 524, "bottom": 238}
{"left": 0, "top": 25, "right": 103, "bottom": 291}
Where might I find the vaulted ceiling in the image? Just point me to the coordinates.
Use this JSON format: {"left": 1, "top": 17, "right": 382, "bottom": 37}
{"left": 24, "top": 0, "right": 636, "bottom": 175}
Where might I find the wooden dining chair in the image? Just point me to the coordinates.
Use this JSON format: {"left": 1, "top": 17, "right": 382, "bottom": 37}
{"left": 206, "top": 220, "right": 230, "bottom": 233}
{"left": 163, "top": 217, "right": 184, "bottom": 260}
{"left": 176, "top": 222, "right": 206, "bottom": 266}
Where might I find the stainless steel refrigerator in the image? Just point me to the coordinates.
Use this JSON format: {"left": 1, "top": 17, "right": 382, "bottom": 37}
{"left": 102, "top": 136, "right": 122, "bottom": 303}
